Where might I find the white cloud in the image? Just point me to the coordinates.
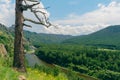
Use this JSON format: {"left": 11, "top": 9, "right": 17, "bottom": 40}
{"left": 55, "top": 1, "right": 120, "bottom": 25}
{"left": 23, "top": 1, "right": 50, "bottom": 33}
{"left": 52, "top": 1, "right": 120, "bottom": 35}
{"left": 0, "top": 0, "right": 10, "bottom": 4}
{"left": 0, "top": 0, "right": 15, "bottom": 26}
{"left": 41, "top": 24, "right": 108, "bottom": 36}
{"left": 98, "top": 3, "right": 105, "bottom": 8}
{"left": 0, "top": 1, "right": 120, "bottom": 35}
{"left": 0, "top": 0, "right": 49, "bottom": 26}
{"left": 23, "top": 0, "right": 50, "bottom": 17}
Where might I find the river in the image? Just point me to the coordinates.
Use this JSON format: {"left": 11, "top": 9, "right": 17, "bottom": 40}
{"left": 25, "top": 53, "right": 98, "bottom": 80}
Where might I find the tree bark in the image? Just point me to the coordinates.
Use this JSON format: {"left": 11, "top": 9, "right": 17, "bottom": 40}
{"left": 13, "top": 0, "right": 26, "bottom": 72}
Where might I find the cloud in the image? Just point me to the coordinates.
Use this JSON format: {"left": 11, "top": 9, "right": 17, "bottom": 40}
{"left": 41, "top": 24, "right": 108, "bottom": 36}
{"left": 0, "top": 0, "right": 49, "bottom": 26}
{"left": 55, "top": 1, "right": 120, "bottom": 25}
{"left": 0, "top": 1, "right": 120, "bottom": 35}
{"left": 23, "top": 0, "right": 50, "bottom": 18}
{"left": 0, "top": 0, "right": 15, "bottom": 26}
{"left": 52, "top": 1, "right": 120, "bottom": 35}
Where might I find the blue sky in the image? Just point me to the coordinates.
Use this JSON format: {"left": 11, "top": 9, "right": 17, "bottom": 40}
{"left": 42, "top": 0, "right": 112, "bottom": 20}
{"left": 0, "top": 0, "right": 120, "bottom": 35}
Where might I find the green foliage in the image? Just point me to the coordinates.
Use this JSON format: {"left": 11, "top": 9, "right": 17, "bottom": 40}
{"left": 95, "top": 70, "right": 120, "bottom": 80}
{"left": 26, "top": 68, "right": 68, "bottom": 80}
{"left": 66, "top": 70, "right": 84, "bottom": 80}
{"left": 0, "top": 49, "right": 68, "bottom": 80}
{"left": 63, "top": 25, "right": 120, "bottom": 49}
{"left": 34, "top": 64, "right": 60, "bottom": 77}
{"left": 0, "top": 56, "right": 19, "bottom": 80}
{"left": 36, "top": 44, "right": 120, "bottom": 80}
{"left": 0, "top": 56, "right": 68, "bottom": 80}
{"left": 0, "top": 24, "right": 68, "bottom": 80}
{"left": 1, "top": 23, "right": 120, "bottom": 80}
{"left": 24, "top": 30, "right": 72, "bottom": 46}
{"left": 0, "top": 24, "right": 14, "bottom": 55}
{"left": 0, "top": 66, "right": 19, "bottom": 80}
{"left": 0, "top": 56, "right": 13, "bottom": 67}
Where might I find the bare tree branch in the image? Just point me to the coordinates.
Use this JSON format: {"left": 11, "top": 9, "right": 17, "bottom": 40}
{"left": 22, "top": 2, "right": 39, "bottom": 10}
{"left": 30, "top": 8, "right": 52, "bottom": 27}
{"left": 24, "top": 18, "right": 50, "bottom": 27}
{"left": 32, "top": 6, "right": 50, "bottom": 10}
{"left": 28, "top": 2, "right": 39, "bottom": 8}
{"left": 26, "top": 0, "right": 38, "bottom": 2}
{"left": 23, "top": 0, "right": 52, "bottom": 28}
{"left": 23, "top": 23, "right": 32, "bottom": 28}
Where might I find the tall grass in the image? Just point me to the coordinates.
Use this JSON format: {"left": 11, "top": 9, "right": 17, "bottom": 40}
{"left": 26, "top": 68, "right": 68, "bottom": 80}
{"left": 0, "top": 56, "right": 19, "bottom": 80}
{"left": 0, "top": 56, "right": 68, "bottom": 80}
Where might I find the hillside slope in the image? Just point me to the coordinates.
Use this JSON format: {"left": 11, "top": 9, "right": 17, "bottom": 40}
{"left": 9, "top": 26, "right": 73, "bottom": 45}
{"left": 63, "top": 25, "right": 120, "bottom": 49}
{"left": 0, "top": 24, "right": 14, "bottom": 54}
{"left": 24, "top": 30, "right": 72, "bottom": 46}
{"left": 0, "top": 23, "right": 68, "bottom": 80}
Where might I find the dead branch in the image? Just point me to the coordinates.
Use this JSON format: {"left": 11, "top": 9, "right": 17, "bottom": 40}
{"left": 23, "top": 23, "right": 32, "bottom": 28}
{"left": 22, "top": 2, "right": 39, "bottom": 10}
{"left": 23, "top": 0, "right": 52, "bottom": 28}
{"left": 26, "top": 0, "right": 38, "bottom": 2}
{"left": 24, "top": 18, "right": 50, "bottom": 27}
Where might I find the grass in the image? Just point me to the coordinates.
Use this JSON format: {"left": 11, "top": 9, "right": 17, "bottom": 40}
{"left": 26, "top": 68, "right": 67, "bottom": 80}
{"left": 0, "top": 56, "right": 68, "bottom": 80}
{"left": 0, "top": 66, "right": 19, "bottom": 80}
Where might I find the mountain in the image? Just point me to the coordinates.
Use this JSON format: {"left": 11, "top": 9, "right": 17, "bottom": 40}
{"left": 63, "top": 25, "right": 120, "bottom": 49}
{"left": 2, "top": 24, "right": 120, "bottom": 49}
{"left": 24, "top": 30, "right": 73, "bottom": 46}
{"left": 2, "top": 24, "right": 73, "bottom": 47}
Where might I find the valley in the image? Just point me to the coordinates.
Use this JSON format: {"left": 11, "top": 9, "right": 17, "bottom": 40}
{"left": 0, "top": 23, "right": 120, "bottom": 80}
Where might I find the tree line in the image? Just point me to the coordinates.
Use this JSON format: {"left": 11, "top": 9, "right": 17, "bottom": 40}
{"left": 36, "top": 44, "right": 120, "bottom": 80}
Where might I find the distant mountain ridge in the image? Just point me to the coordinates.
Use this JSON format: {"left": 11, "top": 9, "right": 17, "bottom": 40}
{"left": 0, "top": 24, "right": 10, "bottom": 34}
{"left": 1, "top": 23, "right": 120, "bottom": 49}
{"left": 63, "top": 25, "right": 120, "bottom": 49}
{"left": 24, "top": 30, "right": 73, "bottom": 45}
{"left": 0, "top": 23, "right": 73, "bottom": 46}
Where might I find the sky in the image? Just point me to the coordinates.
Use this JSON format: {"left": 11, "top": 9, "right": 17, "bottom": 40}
{"left": 0, "top": 0, "right": 120, "bottom": 35}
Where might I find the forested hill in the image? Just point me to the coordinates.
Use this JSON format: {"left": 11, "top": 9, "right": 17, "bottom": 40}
{"left": 24, "top": 30, "right": 73, "bottom": 45}
{"left": 0, "top": 24, "right": 10, "bottom": 34}
{"left": 2, "top": 23, "right": 120, "bottom": 49}
{"left": 63, "top": 25, "right": 120, "bottom": 49}
{"left": 1, "top": 24, "right": 73, "bottom": 46}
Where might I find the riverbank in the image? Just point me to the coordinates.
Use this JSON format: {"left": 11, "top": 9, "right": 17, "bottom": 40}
{"left": 25, "top": 53, "right": 98, "bottom": 80}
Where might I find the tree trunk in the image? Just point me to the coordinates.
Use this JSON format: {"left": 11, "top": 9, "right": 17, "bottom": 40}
{"left": 13, "top": 0, "right": 26, "bottom": 72}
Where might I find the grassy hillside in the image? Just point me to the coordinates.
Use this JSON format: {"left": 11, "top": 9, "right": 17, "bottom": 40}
{"left": 0, "top": 23, "right": 68, "bottom": 80}
{"left": 0, "top": 23, "right": 84, "bottom": 80}
{"left": 63, "top": 25, "right": 120, "bottom": 49}
{"left": 0, "top": 56, "right": 68, "bottom": 80}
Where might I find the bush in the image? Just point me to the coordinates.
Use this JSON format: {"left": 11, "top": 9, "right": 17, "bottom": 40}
{"left": 34, "top": 65, "right": 60, "bottom": 76}
{"left": 96, "top": 70, "right": 120, "bottom": 80}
